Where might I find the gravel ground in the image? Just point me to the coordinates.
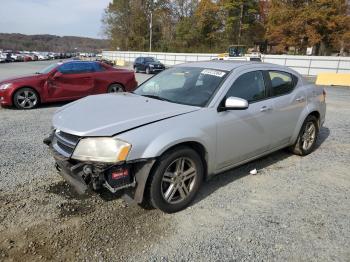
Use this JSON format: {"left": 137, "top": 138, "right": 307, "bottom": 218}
{"left": 0, "top": 62, "right": 349, "bottom": 261}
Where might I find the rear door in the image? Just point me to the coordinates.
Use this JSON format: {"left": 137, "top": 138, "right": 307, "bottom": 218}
{"left": 265, "top": 70, "right": 305, "bottom": 148}
{"left": 216, "top": 70, "right": 275, "bottom": 170}
{"left": 47, "top": 62, "right": 95, "bottom": 100}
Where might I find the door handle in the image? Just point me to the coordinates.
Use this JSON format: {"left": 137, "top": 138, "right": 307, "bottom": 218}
{"left": 260, "top": 106, "right": 272, "bottom": 112}
{"left": 296, "top": 96, "right": 305, "bottom": 102}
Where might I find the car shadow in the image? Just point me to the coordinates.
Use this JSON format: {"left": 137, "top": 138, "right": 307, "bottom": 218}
{"left": 0, "top": 101, "right": 71, "bottom": 110}
{"left": 36, "top": 101, "right": 71, "bottom": 109}
{"left": 314, "top": 126, "right": 330, "bottom": 150}
{"left": 194, "top": 126, "right": 330, "bottom": 205}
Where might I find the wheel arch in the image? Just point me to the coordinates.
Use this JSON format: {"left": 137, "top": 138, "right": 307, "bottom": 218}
{"left": 291, "top": 108, "right": 321, "bottom": 144}
{"left": 157, "top": 141, "right": 208, "bottom": 179}
{"left": 308, "top": 110, "right": 320, "bottom": 126}
{"left": 108, "top": 82, "right": 125, "bottom": 92}
{"left": 134, "top": 140, "right": 208, "bottom": 204}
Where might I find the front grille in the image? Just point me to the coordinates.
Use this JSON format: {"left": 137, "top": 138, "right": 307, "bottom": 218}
{"left": 52, "top": 130, "right": 80, "bottom": 157}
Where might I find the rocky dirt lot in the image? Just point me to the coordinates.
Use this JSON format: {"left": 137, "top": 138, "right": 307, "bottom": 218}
{"left": 0, "top": 62, "right": 349, "bottom": 261}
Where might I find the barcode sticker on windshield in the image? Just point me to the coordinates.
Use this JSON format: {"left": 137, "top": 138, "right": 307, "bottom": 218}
{"left": 201, "top": 69, "right": 226, "bottom": 78}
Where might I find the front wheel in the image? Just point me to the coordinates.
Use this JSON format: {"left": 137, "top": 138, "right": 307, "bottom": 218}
{"left": 290, "top": 115, "right": 319, "bottom": 156}
{"left": 13, "top": 88, "right": 39, "bottom": 109}
{"left": 145, "top": 67, "right": 151, "bottom": 74}
{"left": 147, "top": 147, "right": 204, "bottom": 213}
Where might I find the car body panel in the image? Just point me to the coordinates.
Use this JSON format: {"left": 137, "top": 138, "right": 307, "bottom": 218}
{"left": 46, "top": 71, "right": 94, "bottom": 100}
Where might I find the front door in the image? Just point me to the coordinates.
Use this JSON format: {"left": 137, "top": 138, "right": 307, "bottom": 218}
{"left": 47, "top": 62, "right": 94, "bottom": 100}
{"left": 216, "top": 70, "right": 274, "bottom": 171}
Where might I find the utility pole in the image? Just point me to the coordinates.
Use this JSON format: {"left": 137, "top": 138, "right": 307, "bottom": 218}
{"left": 150, "top": 11, "right": 153, "bottom": 52}
{"left": 238, "top": 3, "right": 244, "bottom": 45}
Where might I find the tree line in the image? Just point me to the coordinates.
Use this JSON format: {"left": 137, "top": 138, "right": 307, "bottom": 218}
{"left": 102, "top": 0, "right": 350, "bottom": 55}
{"left": 0, "top": 33, "right": 109, "bottom": 52}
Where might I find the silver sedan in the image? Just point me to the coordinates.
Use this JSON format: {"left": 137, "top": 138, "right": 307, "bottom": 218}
{"left": 46, "top": 61, "right": 326, "bottom": 213}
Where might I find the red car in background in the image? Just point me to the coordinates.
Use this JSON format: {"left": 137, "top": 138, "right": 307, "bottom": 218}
{"left": 0, "top": 61, "right": 138, "bottom": 109}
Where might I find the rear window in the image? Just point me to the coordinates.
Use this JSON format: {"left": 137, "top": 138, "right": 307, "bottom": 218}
{"left": 269, "top": 71, "right": 296, "bottom": 96}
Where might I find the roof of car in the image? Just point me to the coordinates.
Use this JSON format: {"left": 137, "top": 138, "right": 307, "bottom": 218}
{"left": 176, "top": 60, "right": 303, "bottom": 78}
{"left": 174, "top": 60, "right": 261, "bottom": 71}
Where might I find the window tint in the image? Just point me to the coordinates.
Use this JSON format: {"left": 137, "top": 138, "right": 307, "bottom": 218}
{"left": 144, "top": 57, "right": 156, "bottom": 62}
{"left": 269, "top": 71, "right": 295, "bottom": 96}
{"left": 58, "top": 62, "right": 94, "bottom": 74}
{"left": 58, "top": 63, "right": 74, "bottom": 74}
{"left": 226, "top": 71, "right": 266, "bottom": 103}
{"left": 93, "top": 62, "right": 104, "bottom": 72}
{"left": 72, "top": 63, "right": 94, "bottom": 73}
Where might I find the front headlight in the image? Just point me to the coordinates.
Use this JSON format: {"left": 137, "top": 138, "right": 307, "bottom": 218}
{"left": 0, "top": 83, "right": 12, "bottom": 90}
{"left": 149, "top": 64, "right": 154, "bottom": 67}
{"left": 72, "top": 137, "right": 131, "bottom": 163}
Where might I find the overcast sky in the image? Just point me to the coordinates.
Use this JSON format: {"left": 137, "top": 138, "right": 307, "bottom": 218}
{"left": 0, "top": 0, "right": 111, "bottom": 39}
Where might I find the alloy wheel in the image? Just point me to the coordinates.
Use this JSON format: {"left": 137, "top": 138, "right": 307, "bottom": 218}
{"left": 16, "top": 90, "right": 38, "bottom": 109}
{"left": 161, "top": 157, "right": 197, "bottom": 204}
{"left": 108, "top": 85, "right": 124, "bottom": 93}
{"left": 301, "top": 122, "right": 316, "bottom": 151}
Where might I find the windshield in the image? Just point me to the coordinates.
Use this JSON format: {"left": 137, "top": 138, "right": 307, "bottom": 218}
{"left": 38, "top": 63, "right": 59, "bottom": 74}
{"left": 144, "top": 57, "right": 157, "bottom": 63}
{"left": 134, "top": 67, "right": 228, "bottom": 107}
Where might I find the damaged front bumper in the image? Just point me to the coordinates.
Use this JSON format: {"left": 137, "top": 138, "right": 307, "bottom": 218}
{"left": 44, "top": 134, "right": 155, "bottom": 203}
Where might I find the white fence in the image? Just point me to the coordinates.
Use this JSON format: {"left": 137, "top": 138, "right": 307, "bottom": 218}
{"left": 102, "top": 51, "right": 350, "bottom": 76}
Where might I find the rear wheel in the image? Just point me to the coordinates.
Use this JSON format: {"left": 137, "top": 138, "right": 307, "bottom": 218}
{"left": 134, "top": 66, "right": 139, "bottom": 73}
{"left": 13, "top": 88, "right": 39, "bottom": 109}
{"left": 147, "top": 147, "right": 204, "bottom": 213}
{"left": 290, "top": 115, "right": 319, "bottom": 156}
{"left": 107, "top": 83, "right": 124, "bottom": 93}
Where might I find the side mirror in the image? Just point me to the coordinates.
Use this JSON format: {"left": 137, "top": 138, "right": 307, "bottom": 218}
{"left": 220, "top": 97, "right": 249, "bottom": 111}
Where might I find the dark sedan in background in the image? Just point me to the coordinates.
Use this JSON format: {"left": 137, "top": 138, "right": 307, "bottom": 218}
{"left": 133, "top": 57, "right": 165, "bottom": 74}
{"left": 0, "top": 61, "right": 138, "bottom": 109}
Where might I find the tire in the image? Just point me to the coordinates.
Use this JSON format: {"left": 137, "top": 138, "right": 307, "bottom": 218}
{"left": 145, "top": 67, "right": 151, "bottom": 75}
{"left": 147, "top": 146, "right": 204, "bottom": 213}
{"left": 134, "top": 66, "right": 139, "bottom": 73}
{"left": 290, "top": 115, "right": 319, "bottom": 156}
{"left": 13, "top": 87, "right": 40, "bottom": 109}
{"left": 107, "top": 83, "right": 124, "bottom": 93}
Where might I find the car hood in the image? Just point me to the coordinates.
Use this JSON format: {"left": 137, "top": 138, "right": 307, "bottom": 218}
{"left": 0, "top": 74, "right": 42, "bottom": 84}
{"left": 53, "top": 93, "right": 200, "bottom": 137}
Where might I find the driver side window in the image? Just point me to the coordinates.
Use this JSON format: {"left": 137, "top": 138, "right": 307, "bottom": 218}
{"left": 58, "top": 63, "right": 74, "bottom": 74}
{"left": 226, "top": 71, "right": 266, "bottom": 103}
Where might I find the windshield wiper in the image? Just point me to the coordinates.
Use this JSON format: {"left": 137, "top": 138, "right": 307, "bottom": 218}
{"left": 141, "top": 94, "right": 172, "bottom": 102}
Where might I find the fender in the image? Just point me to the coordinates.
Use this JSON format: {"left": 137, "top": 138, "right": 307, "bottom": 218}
{"left": 129, "top": 128, "right": 212, "bottom": 203}
{"left": 142, "top": 128, "right": 213, "bottom": 170}
{"left": 119, "top": 123, "right": 215, "bottom": 174}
